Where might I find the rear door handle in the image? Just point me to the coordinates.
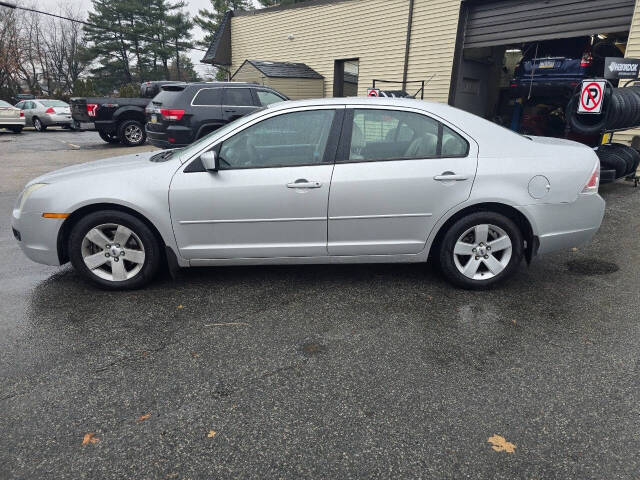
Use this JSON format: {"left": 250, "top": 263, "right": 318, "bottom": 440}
{"left": 434, "top": 173, "right": 469, "bottom": 181}
{"left": 287, "top": 179, "right": 322, "bottom": 189}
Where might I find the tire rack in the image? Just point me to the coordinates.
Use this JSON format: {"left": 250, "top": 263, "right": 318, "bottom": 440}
{"left": 569, "top": 79, "right": 640, "bottom": 187}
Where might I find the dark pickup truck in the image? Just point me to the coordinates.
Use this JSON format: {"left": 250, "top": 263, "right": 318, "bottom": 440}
{"left": 70, "top": 81, "right": 181, "bottom": 147}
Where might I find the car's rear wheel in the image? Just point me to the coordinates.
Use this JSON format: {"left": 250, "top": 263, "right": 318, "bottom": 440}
{"left": 438, "top": 212, "right": 524, "bottom": 289}
{"left": 68, "top": 210, "right": 161, "bottom": 290}
{"left": 118, "top": 119, "right": 146, "bottom": 146}
{"left": 98, "top": 130, "right": 121, "bottom": 144}
{"left": 33, "top": 117, "right": 46, "bottom": 132}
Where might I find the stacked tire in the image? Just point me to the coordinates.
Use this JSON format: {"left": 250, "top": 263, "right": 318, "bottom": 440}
{"left": 566, "top": 86, "right": 640, "bottom": 135}
{"left": 594, "top": 143, "right": 640, "bottom": 182}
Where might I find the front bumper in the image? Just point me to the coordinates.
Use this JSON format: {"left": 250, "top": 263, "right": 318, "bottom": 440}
{"left": 12, "top": 208, "right": 63, "bottom": 266}
{"left": 518, "top": 193, "right": 606, "bottom": 256}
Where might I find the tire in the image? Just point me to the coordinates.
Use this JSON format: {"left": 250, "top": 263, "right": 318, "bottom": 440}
{"left": 9, "top": 126, "right": 22, "bottom": 133}
{"left": 438, "top": 211, "right": 524, "bottom": 290}
{"left": 595, "top": 145, "right": 630, "bottom": 178}
{"left": 566, "top": 93, "right": 610, "bottom": 135}
{"left": 33, "top": 117, "right": 47, "bottom": 132}
{"left": 98, "top": 130, "right": 121, "bottom": 144}
{"left": 610, "top": 143, "right": 637, "bottom": 175}
{"left": 117, "top": 119, "right": 146, "bottom": 147}
{"left": 68, "top": 210, "right": 161, "bottom": 290}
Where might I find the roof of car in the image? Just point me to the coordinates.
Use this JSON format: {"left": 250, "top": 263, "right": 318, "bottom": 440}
{"left": 245, "top": 60, "right": 324, "bottom": 79}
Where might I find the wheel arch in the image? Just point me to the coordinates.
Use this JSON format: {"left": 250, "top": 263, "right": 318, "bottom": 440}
{"left": 113, "top": 107, "right": 146, "bottom": 125}
{"left": 57, "top": 203, "right": 167, "bottom": 264}
{"left": 427, "top": 202, "right": 537, "bottom": 264}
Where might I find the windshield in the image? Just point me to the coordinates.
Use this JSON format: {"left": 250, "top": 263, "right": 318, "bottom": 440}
{"left": 0, "top": 100, "right": 12, "bottom": 107}
{"left": 39, "top": 100, "right": 68, "bottom": 107}
{"left": 178, "top": 107, "right": 268, "bottom": 162}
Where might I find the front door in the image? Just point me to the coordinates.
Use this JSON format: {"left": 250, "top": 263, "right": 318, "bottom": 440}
{"left": 328, "top": 107, "right": 477, "bottom": 256}
{"left": 170, "top": 107, "right": 342, "bottom": 259}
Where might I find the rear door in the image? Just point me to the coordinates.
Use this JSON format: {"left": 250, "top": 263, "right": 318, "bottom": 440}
{"left": 222, "top": 87, "right": 258, "bottom": 123}
{"left": 328, "top": 106, "right": 477, "bottom": 256}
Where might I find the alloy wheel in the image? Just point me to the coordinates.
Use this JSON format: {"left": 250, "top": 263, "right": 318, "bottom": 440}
{"left": 124, "top": 124, "right": 142, "bottom": 144}
{"left": 80, "top": 223, "right": 146, "bottom": 282}
{"left": 452, "top": 224, "right": 512, "bottom": 280}
{"left": 34, "top": 118, "right": 42, "bottom": 131}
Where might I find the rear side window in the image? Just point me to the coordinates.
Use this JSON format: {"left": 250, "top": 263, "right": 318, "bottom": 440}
{"left": 223, "top": 88, "right": 253, "bottom": 106}
{"left": 256, "top": 90, "right": 285, "bottom": 106}
{"left": 153, "top": 88, "right": 185, "bottom": 106}
{"left": 0, "top": 100, "right": 12, "bottom": 107}
{"left": 344, "top": 109, "right": 468, "bottom": 161}
{"left": 192, "top": 88, "right": 222, "bottom": 106}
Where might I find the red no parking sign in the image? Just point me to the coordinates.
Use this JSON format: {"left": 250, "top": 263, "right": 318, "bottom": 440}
{"left": 578, "top": 80, "right": 606, "bottom": 114}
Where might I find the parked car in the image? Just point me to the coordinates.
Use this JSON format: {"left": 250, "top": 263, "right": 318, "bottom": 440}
{"left": 12, "top": 97, "right": 604, "bottom": 290}
{"left": 0, "top": 100, "right": 25, "bottom": 133}
{"left": 14, "top": 99, "right": 72, "bottom": 131}
{"left": 70, "top": 80, "right": 184, "bottom": 147}
{"left": 145, "top": 82, "right": 288, "bottom": 148}
{"left": 510, "top": 37, "right": 624, "bottom": 100}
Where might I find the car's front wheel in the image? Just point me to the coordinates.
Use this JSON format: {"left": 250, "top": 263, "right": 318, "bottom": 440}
{"left": 68, "top": 210, "right": 161, "bottom": 290}
{"left": 438, "top": 212, "right": 523, "bottom": 289}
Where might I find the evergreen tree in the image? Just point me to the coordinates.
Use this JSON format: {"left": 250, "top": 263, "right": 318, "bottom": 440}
{"left": 194, "top": 0, "right": 250, "bottom": 50}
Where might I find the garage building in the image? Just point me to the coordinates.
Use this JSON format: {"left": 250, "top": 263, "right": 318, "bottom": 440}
{"left": 203, "top": 0, "right": 640, "bottom": 144}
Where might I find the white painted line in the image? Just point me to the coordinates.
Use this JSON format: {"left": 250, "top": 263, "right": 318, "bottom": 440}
{"left": 55, "top": 139, "right": 80, "bottom": 149}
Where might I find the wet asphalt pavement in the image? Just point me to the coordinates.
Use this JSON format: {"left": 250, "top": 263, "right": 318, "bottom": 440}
{"left": 1, "top": 129, "right": 640, "bottom": 479}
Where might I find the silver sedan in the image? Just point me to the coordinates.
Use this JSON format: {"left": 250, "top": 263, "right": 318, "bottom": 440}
{"left": 0, "top": 100, "right": 25, "bottom": 133}
{"left": 14, "top": 99, "right": 73, "bottom": 131}
{"left": 12, "top": 98, "right": 605, "bottom": 289}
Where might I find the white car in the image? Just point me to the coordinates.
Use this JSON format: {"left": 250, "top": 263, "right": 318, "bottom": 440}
{"left": 0, "top": 100, "right": 25, "bottom": 133}
{"left": 12, "top": 98, "right": 605, "bottom": 289}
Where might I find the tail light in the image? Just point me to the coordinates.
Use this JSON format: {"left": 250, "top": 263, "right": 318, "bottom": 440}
{"left": 582, "top": 161, "right": 600, "bottom": 194}
{"left": 87, "top": 103, "right": 98, "bottom": 117}
{"left": 160, "top": 109, "right": 185, "bottom": 121}
{"left": 580, "top": 50, "right": 593, "bottom": 67}
{"left": 19, "top": 111, "right": 24, "bottom": 117}
{"left": 45, "top": 107, "right": 55, "bottom": 114}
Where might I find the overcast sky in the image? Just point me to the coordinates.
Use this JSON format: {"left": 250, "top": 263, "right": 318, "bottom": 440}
{"left": 25, "top": 0, "right": 226, "bottom": 75}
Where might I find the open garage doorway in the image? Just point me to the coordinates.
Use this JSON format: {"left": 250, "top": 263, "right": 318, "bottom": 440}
{"left": 452, "top": 0, "right": 634, "bottom": 145}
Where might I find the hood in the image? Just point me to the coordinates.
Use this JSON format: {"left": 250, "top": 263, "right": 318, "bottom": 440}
{"left": 28, "top": 150, "right": 166, "bottom": 186}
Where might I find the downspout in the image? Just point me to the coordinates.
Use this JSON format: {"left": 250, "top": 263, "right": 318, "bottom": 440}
{"left": 402, "top": 0, "right": 415, "bottom": 91}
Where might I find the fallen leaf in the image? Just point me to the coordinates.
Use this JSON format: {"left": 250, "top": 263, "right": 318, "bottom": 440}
{"left": 177, "top": 305, "right": 184, "bottom": 309}
{"left": 207, "top": 430, "right": 217, "bottom": 438}
{"left": 137, "top": 413, "right": 151, "bottom": 423}
{"left": 82, "top": 433, "right": 100, "bottom": 445}
{"left": 571, "top": 247, "right": 578, "bottom": 252}
{"left": 204, "top": 322, "right": 250, "bottom": 327}
{"left": 488, "top": 434, "right": 516, "bottom": 453}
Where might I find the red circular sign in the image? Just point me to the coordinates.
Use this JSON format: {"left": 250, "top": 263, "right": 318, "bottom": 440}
{"left": 580, "top": 82, "right": 603, "bottom": 112}
{"left": 367, "top": 89, "right": 379, "bottom": 97}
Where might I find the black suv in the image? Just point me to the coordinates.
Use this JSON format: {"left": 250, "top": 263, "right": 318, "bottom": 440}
{"left": 145, "top": 82, "right": 288, "bottom": 148}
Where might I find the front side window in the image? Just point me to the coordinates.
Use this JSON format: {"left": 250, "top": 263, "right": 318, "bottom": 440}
{"left": 14, "top": 101, "right": 24, "bottom": 109}
{"left": 256, "top": 90, "right": 285, "bottom": 106}
{"left": 223, "top": 88, "right": 253, "bottom": 106}
{"left": 192, "top": 88, "right": 222, "bottom": 106}
{"left": 218, "top": 109, "right": 335, "bottom": 168}
{"left": 345, "top": 109, "right": 469, "bottom": 161}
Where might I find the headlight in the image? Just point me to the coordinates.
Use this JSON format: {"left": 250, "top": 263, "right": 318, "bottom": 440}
{"left": 16, "top": 183, "right": 47, "bottom": 212}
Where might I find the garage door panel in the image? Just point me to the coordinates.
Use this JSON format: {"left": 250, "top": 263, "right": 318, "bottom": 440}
{"left": 465, "top": 0, "right": 634, "bottom": 48}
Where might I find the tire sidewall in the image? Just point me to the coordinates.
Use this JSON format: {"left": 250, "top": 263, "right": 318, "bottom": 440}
{"left": 68, "top": 210, "right": 161, "bottom": 290}
{"left": 118, "top": 120, "right": 146, "bottom": 147}
{"left": 33, "top": 117, "right": 44, "bottom": 131}
{"left": 438, "top": 212, "right": 524, "bottom": 290}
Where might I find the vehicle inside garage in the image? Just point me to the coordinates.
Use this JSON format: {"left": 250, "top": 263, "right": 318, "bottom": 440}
{"left": 452, "top": 0, "right": 635, "bottom": 146}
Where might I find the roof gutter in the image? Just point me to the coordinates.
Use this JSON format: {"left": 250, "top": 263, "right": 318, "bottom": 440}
{"left": 402, "top": 0, "right": 415, "bottom": 91}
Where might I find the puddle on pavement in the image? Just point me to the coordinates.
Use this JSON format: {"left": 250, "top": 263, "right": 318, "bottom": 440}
{"left": 566, "top": 258, "right": 619, "bottom": 275}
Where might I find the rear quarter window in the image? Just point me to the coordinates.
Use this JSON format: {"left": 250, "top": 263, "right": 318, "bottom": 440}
{"left": 192, "top": 88, "right": 222, "bottom": 106}
{"left": 153, "top": 89, "right": 186, "bottom": 106}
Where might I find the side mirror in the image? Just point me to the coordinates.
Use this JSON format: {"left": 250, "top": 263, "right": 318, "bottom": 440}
{"left": 200, "top": 150, "right": 218, "bottom": 171}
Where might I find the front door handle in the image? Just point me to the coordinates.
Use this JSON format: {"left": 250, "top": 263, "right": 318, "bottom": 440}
{"left": 287, "top": 179, "right": 322, "bottom": 189}
{"left": 434, "top": 173, "right": 468, "bottom": 181}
